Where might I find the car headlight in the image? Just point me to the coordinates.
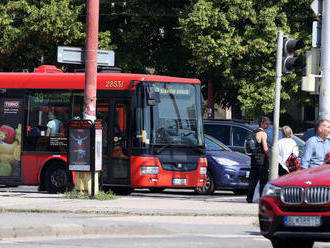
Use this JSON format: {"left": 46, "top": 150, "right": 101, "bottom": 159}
{"left": 212, "top": 156, "right": 239, "bottom": 166}
{"left": 261, "top": 183, "right": 281, "bottom": 197}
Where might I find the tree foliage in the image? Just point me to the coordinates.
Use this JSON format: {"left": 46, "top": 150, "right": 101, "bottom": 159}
{"left": 99, "top": 0, "right": 194, "bottom": 76}
{"left": 0, "top": 0, "right": 317, "bottom": 118}
{"left": 179, "top": 0, "right": 314, "bottom": 118}
{"left": 0, "top": 0, "right": 111, "bottom": 71}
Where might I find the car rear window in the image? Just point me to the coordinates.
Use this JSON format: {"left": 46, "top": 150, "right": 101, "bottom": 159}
{"left": 204, "top": 124, "right": 230, "bottom": 145}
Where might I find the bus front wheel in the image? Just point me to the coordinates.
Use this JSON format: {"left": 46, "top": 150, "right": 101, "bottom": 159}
{"left": 45, "top": 163, "right": 71, "bottom": 193}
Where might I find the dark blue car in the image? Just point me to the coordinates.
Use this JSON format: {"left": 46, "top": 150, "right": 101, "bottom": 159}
{"left": 301, "top": 127, "right": 314, "bottom": 142}
{"left": 195, "top": 135, "right": 251, "bottom": 195}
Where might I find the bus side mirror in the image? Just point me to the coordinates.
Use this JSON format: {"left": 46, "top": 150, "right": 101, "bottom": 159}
{"left": 147, "top": 87, "right": 159, "bottom": 106}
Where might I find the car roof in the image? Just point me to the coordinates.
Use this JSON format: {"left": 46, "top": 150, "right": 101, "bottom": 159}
{"left": 301, "top": 128, "right": 314, "bottom": 141}
{"left": 203, "top": 119, "right": 255, "bottom": 129}
{"left": 203, "top": 118, "right": 255, "bottom": 124}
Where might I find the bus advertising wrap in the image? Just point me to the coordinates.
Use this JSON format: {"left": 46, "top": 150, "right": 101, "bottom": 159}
{"left": 0, "top": 98, "right": 23, "bottom": 177}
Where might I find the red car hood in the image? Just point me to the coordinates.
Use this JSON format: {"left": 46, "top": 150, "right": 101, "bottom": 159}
{"left": 272, "top": 164, "right": 330, "bottom": 187}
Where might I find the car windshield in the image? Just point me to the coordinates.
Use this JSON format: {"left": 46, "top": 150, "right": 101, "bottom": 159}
{"left": 205, "top": 135, "right": 231, "bottom": 151}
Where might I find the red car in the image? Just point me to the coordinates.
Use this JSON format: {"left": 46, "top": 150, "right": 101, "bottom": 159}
{"left": 259, "top": 152, "right": 330, "bottom": 248}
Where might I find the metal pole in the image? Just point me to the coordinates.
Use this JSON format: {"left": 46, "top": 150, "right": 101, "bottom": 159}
{"left": 75, "top": 0, "right": 99, "bottom": 195}
{"left": 207, "top": 78, "right": 214, "bottom": 119}
{"left": 320, "top": 0, "right": 330, "bottom": 120}
{"left": 269, "top": 31, "right": 283, "bottom": 181}
{"left": 84, "top": 0, "right": 99, "bottom": 122}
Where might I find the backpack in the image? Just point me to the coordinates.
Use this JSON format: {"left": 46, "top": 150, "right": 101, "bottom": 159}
{"left": 244, "top": 129, "right": 262, "bottom": 156}
{"left": 286, "top": 153, "right": 301, "bottom": 172}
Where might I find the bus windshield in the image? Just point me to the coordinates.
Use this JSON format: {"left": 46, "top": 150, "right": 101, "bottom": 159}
{"left": 136, "top": 82, "right": 204, "bottom": 147}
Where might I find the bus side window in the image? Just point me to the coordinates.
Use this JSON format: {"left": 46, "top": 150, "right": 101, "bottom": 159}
{"left": 24, "top": 91, "right": 71, "bottom": 151}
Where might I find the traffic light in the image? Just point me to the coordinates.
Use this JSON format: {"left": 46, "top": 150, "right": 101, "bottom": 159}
{"left": 282, "top": 37, "right": 304, "bottom": 75}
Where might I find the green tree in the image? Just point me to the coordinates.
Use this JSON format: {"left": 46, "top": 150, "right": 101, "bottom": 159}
{"left": 179, "top": 0, "right": 314, "bottom": 118}
{"left": 99, "top": 0, "right": 194, "bottom": 76}
{"left": 0, "top": 0, "right": 112, "bottom": 71}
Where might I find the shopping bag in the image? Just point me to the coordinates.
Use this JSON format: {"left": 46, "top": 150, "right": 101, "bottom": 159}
{"left": 286, "top": 153, "right": 301, "bottom": 172}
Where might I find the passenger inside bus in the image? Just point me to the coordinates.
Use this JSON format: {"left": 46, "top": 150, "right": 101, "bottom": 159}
{"left": 46, "top": 111, "right": 62, "bottom": 136}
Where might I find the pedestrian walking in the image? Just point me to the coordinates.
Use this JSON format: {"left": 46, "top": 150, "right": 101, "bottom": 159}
{"left": 246, "top": 116, "right": 271, "bottom": 203}
{"left": 301, "top": 119, "right": 330, "bottom": 169}
{"left": 278, "top": 125, "right": 299, "bottom": 176}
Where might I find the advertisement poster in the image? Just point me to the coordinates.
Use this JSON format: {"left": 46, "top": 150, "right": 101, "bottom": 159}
{"left": 0, "top": 98, "right": 23, "bottom": 177}
{"left": 68, "top": 128, "right": 91, "bottom": 171}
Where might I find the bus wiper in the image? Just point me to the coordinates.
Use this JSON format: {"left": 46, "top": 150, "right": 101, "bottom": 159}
{"left": 155, "top": 144, "right": 204, "bottom": 154}
{"left": 187, "top": 145, "right": 204, "bottom": 154}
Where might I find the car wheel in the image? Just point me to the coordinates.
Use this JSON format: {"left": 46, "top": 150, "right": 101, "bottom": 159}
{"left": 45, "top": 163, "right": 71, "bottom": 194}
{"left": 194, "top": 170, "right": 215, "bottom": 195}
{"left": 149, "top": 187, "right": 165, "bottom": 193}
{"left": 271, "top": 238, "right": 314, "bottom": 248}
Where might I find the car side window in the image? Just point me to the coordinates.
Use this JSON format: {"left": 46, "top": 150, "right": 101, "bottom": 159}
{"left": 204, "top": 124, "right": 230, "bottom": 145}
{"left": 232, "top": 126, "right": 250, "bottom": 147}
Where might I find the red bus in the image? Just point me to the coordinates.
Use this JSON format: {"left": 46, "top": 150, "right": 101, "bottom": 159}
{"left": 0, "top": 65, "right": 207, "bottom": 194}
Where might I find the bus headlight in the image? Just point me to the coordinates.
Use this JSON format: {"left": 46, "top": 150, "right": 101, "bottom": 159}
{"left": 140, "top": 166, "right": 159, "bottom": 175}
{"left": 200, "top": 166, "right": 207, "bottom": 175}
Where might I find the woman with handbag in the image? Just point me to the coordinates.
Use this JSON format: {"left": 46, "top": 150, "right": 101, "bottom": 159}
{"left": 278, "top": 125, "right": 300, "bottom": 176}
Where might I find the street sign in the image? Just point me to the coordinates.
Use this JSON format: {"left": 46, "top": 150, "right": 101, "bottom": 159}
{"left": 57, "top": 46, "right": 115, "bottom": 66}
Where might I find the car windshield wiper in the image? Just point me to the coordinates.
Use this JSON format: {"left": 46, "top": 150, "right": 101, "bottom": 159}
{"left": 155, "top": 144, "right": 171, "bottom": 154}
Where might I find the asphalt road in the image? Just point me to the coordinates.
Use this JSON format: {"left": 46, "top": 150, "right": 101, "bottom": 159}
{"left": 1, "top": 186, "right": 330, "bottom": 247}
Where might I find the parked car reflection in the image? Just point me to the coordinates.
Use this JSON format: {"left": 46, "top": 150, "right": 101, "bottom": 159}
{"left": 195, "top": 135, "right": 251, "bottom": 195}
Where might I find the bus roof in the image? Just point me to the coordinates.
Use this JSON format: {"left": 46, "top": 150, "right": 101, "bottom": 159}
{"left": 0, "top": 65, "right": 200, "bottom": 90}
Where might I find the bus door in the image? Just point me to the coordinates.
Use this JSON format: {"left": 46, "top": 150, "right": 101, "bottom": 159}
{"left": 97, "top": 98, "right": 131, "bottom": 186}
{"left": 0, "top": 96, "right": 24, "bottom": 185}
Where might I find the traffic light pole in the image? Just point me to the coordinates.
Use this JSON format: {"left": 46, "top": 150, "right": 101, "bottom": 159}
{"left": 320, "top": 0, "right": 330, "bottom": 120}
{"left": 269, "top": 31, "right": 283, "bottom": 182}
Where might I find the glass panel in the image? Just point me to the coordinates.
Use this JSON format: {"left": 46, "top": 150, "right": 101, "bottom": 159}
{"left": 232, "top": 126, "right": 250, "bottom": 147}
{"left": 203, "top": 124, "right": 230, "bottom": 145}
{"left": 135, "top": 82, "right": 203, "bottom": 147}
{"left": 112, "top": 102, "right": 129, "bottom": 159}
{"left": 72, "top": 93, "right": 84, "bottom": 120}
{"left": 24, "top": 91, "right": 71, "bottom": 152}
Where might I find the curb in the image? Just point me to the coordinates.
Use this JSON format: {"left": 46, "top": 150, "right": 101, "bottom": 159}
{"left": 0, "top": 207, "right": 257, "bottom": 217}
{"left": 0, "top": 223, "right": 174, "bottom": 239}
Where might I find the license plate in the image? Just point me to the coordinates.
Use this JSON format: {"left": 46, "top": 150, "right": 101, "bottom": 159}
{"left": 172, "top": 178, "right": 187, "bottom": 185}
{"left": 284, "top": 216, "right": 322, "bottom": 227}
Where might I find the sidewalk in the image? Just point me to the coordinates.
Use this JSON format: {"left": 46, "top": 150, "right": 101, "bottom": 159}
{"left": 0, "top": 187, "right": 259, "bottom": 239}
